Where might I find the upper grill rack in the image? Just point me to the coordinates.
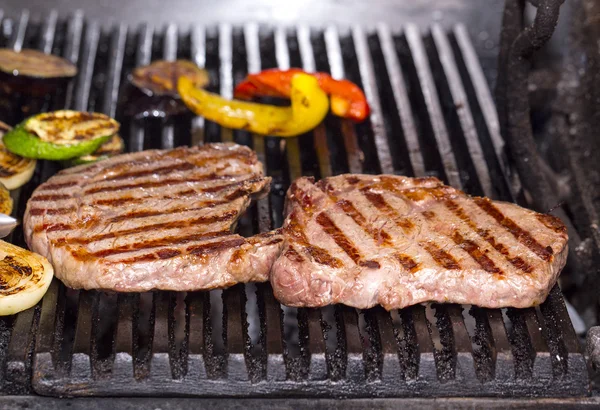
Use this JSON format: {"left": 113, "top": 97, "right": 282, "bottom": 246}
{"left": 0, "top": 10, "right": 589, "bottom": 397}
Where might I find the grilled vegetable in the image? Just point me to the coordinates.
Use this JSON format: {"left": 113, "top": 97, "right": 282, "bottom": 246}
{"left": 69, "top": 134, "right": 124, "bottom": 165}
{"left": 178, "top": 73, "right": 329, "bottom": 137}
{"left": 0, "top": 122, "right": 36, "bottom": 190}
{"left": 0, "top": 48, "right": 77, "bottom": 79}
{"left": 0, "top": 240, "right": 54, "bottom": 316}
{"left": 131, "top": 60, "right": 209, "bottom": 97}
{"left": 3, "top": 110, "right": 119, "bottom": 160}
{"left": 0, "top": 182, "right": 12, "bottom": 215}
{"left": 0, "top": 49, "right": 78, "bottom": 125}
{"left": 234, "top": 68, "right": 370, "bottom": 122}
{"left": 125, "top": 60, "right": 210, "bottom": 119}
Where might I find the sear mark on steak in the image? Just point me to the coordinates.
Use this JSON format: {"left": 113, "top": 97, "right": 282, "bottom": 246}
{"left": 24, "top": 143, "right": 282, "bottom": 292}
{"left": 270, "top": 174, "right": 569, "bottom": 310}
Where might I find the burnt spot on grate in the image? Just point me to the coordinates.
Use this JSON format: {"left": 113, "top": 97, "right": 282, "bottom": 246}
{"left": 0, "top": 9, "right": 589, "bottom": 398}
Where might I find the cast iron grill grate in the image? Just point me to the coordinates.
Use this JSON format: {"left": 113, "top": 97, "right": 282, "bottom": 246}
{"left": 0, "top": 9, "right": 589, "bottom": 397}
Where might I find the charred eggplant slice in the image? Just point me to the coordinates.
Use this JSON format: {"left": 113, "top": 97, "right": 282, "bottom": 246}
{"left": 0, "top": 48, "right": 77, "bottom": 79}
{"left": 131, "top": 59, "right": 209, "bottom": 97}
{"left": 3, "top": 110, "right": 119, "bottom": 161}
{"left": 124, "top": 60, "right": 209, "bottom": 118}
{"left": 0, "top": 49, "right": 78, "bottom": 125}
{"left": 0, "top": 122, "right": 36, "bottom": 190}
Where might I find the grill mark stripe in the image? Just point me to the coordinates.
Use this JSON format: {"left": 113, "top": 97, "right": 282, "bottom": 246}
{"left": 421, "top": 242, "right": 461, "bottom": 270}
{"left": 444, "top": 199, "right": 534, "bottom": 274}
{"left": 34, "top": 181, "right": 79, "bottom": 191}
{"left": 187, "top": 238, "right": 246, "bottom": 256}
{"left": 393, "top": 252, "right": 420, "bottom": 273}
{"left": 316, "top": 212, "right": 362, "bottom": 264}
{"left": 286, "top": 210, "right": 344, "bottom": 268}
{"left": 84, "top": 173, "right": 249, "bottom": 195}
{"left": 39, "top": 210, "right": 238, "bottom": 239}
{"left": 317, "top": 182, "right": 393, "bottom": 246}
{"left": 361, "top": 189, "right": 414, "bottom": 233}
{"left": 29, "top": 207, "right": 76, "bottom": 216}
{"left": 536, "top": 213, "right": 568, "bottom": 234}
{"left": 30, "top": 194, "right": 71, "bottom": 202}
{"left": 474, "top": 197, "right": 553, "bottom": 262}
{"left": 91, "top": 230, "right": 232, "bottom": 258}
{"left": 451, "top": 231, "right": 502, "bottom": 274}
{"left": 90, "top": 189, "right": 219, "bottom": 207}
{"left": 106, "top": 200, "right": 238, "bottom": 223}
{"left": 101, "top": 161, "right": 196, "bottom": 182}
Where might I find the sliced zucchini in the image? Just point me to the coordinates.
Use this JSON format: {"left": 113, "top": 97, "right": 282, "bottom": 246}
{"left": 69, "top": 134, "right": 124, "bottom": 165}
{"left": 0, "top": 48, "right": 77, "bottom": 79}
{"left": 0, "top": 182, "right": 12, "bottom": 215}
{"left": 3, "top": 110, "right": 118, "bottom": 160}
{"left": 0, "top": 240, "right": 54, "bottom": 316}
{"left": 131, "top": 60, "right": 209, "bottom": 97}
{"left": 0, "top": 121, "right": 36, "bottom": 190}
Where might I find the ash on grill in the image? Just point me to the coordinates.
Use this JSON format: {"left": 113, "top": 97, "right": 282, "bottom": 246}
{"left": 0, "top": 0, "right": 591, "bottom": 399}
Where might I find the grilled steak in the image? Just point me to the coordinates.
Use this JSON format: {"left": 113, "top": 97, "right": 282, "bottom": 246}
{"left": 271, "top": 174, "right": 568, "bottom": 310}
{"left": 24, "top": 143, "right": 282, "bottom": 291}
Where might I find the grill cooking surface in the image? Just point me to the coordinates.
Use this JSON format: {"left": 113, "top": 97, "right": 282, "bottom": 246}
{"left": 0, "top": 11, "right": 589, "bottom": 397}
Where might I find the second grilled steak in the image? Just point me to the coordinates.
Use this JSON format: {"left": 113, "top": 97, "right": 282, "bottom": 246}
{"left": 271, "top": 174, "right": 568, "bottom": 310}
{"left": 24, "top": 143, "right": 282, "bottom": 291}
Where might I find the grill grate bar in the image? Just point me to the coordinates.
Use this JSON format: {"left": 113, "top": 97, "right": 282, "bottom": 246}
{"left": 73, "top": 21, "right": 100, "bottom": 111}
{"left": 377, "top": 24, "right": 425, "bottom": 177}
{"left": 297, "top": 26, "right": 331, "bottom": 178}
{"left": 8, "top": 10, "right": 29, "bottom": 51}
{"left": 190, "top": 25, "right": 206, "bottom": 145}
{"left": 223, "top": 286, "right": 249, "bottom": 381}
{"left": 113, "top": 294, "right": 136, "bottom": 377}
{"left": 160, "top": 23, "right": 178, "bottom": 149}
{"left": 218, "top": 23, "right": 233, "bottom": 142}
{"left": 128, "top": 24, "right": 153, "bottom": 152}
{"left": 5, "top": 307, "right": 36, "bottom": 394}
{"left": 352, "top": 25, "right": 393, "bottom": 174}
{"left": 102, "top": 23, "right": 127, "bottom": 118}
{"left": 71, "top": 291, "right": 97, "bottom": 379}
{"left": 150, "top": 292, "right": 171, "bottom": 378}
{"left": 430, "top": 25, "right": 493, "bottom": 198}
{"left": 38, "top": 10, "right": 57, "bottom": 54}
{"left": 452, "top": 24, "right": 517, "bottom": 195}
{"left": 326, "top": 26, "right": 362, "bottom": 174}
{"left": 405, "top": 24, "right": 461, "bottom": 187}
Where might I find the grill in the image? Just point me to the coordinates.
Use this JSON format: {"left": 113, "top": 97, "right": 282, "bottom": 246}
{"left": 0, "top": 2, "right": 591, "bottom": 400}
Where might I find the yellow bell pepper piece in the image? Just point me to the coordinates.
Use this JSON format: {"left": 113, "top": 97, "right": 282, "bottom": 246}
{"left": 177, "top": 73, "right": 329, "bottom": 137}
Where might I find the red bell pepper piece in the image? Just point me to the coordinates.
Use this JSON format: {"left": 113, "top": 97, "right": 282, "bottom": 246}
{"left": 234, "top": 68, "right": 370, "bottom": 122}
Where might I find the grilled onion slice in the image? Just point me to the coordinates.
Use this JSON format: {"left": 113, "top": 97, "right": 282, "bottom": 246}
{"left": 0, "top": 182, "right": 12, "bottom": 215}
{"left": 3, "top": 110, "right": 119, "bottom": 160}
{"left": 0, "top": 121, "right": 36, "bottom": 190}
{"left": 0, "top": 240, "right": 53, "bottom": 315}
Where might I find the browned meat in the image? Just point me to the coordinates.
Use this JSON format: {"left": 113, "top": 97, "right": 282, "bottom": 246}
{"left": 24, "top": 143, "right": 282, "bottom": 292}
{"left": 271, "top": 174, "right": 568, "bottom": 310}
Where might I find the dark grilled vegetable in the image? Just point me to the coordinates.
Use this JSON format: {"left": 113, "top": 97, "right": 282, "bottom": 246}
{"left": 0, "top": 121, "right": 36, "bottom": 190}
{"left": 124, "top": 60, "right": 209, "bottom": 119}
{"left": 0, "top": 49, "right": 77, "bottom": 125}
{"left": 3, "top": 110, "right": 119, "bottom": 161}
{"left": 131, "top": 60, "right": 209, "bottom": 97}
{"left": 0, "top": 49, "right": 77, "bottom": 79}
